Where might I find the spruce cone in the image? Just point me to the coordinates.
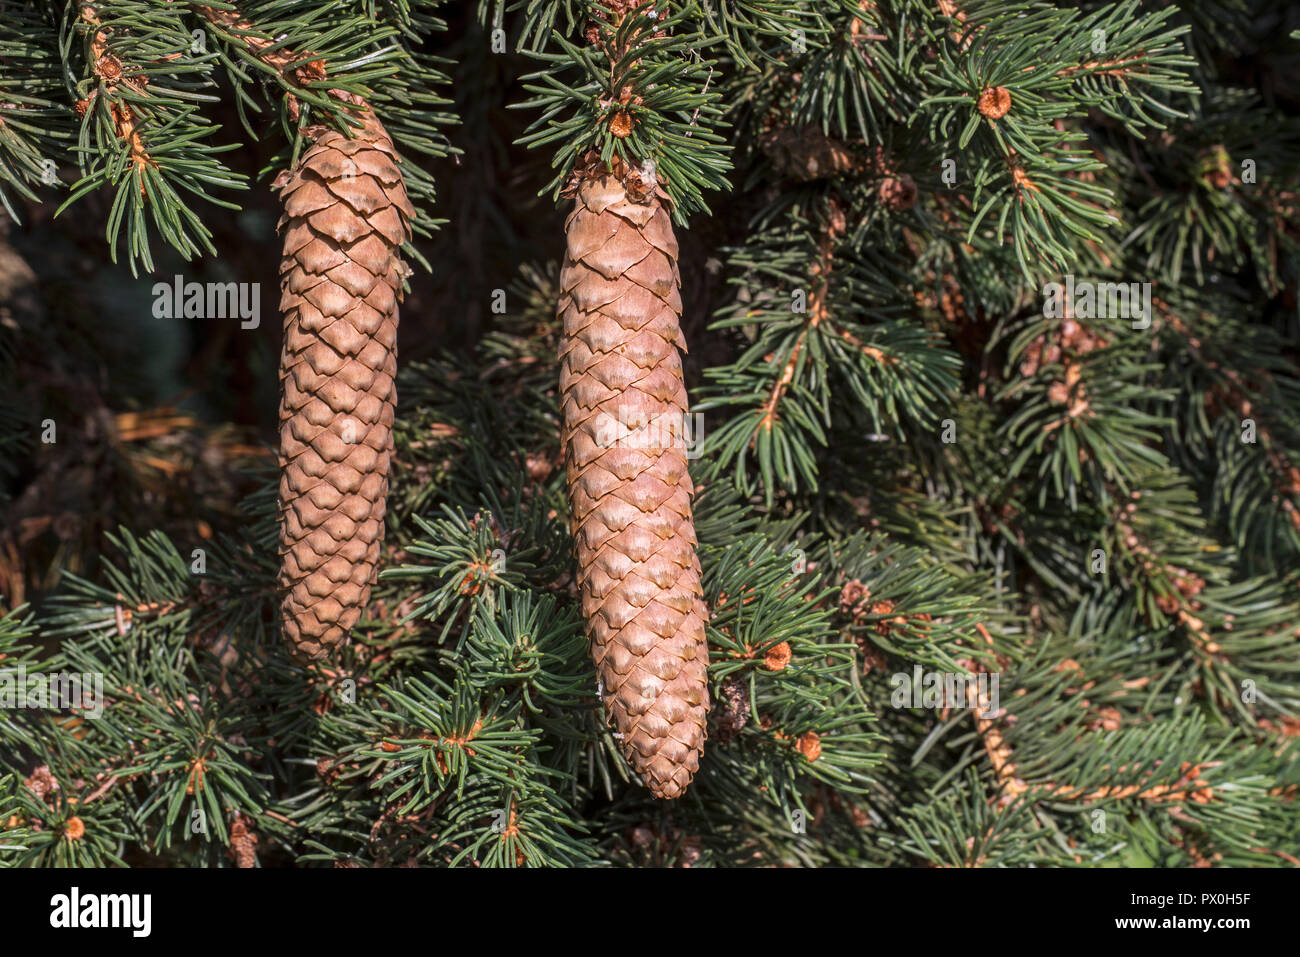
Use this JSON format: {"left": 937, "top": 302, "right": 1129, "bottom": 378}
{"left": 275, "top": 111, "right": 413, "bottom": 660}
{"left": 559, "top": 165, "right": 710, "bottom": 799}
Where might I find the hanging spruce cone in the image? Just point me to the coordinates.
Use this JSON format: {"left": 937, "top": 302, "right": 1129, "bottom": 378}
{"left": 559, "top": 158, "right": 710, "bottom": 799}
{"left": 275, "top": 108, "right": 413, "bottom": 660}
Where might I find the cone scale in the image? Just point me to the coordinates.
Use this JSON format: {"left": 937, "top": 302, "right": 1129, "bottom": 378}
{"left": 559, "top": 167, "right": 710, "bottom": 799}
{"left": 275, "top": 111, "right": 413, "bottom": 661}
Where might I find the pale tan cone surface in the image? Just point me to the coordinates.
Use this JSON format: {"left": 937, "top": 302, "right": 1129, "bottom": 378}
{"left": 560, "top": 171, "right": 710, "bottom": 799}
{"left": 276, "top": 113, "right": 413, "bottom": 661}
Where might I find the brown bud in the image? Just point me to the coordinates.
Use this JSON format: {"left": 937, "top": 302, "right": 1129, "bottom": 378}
{"left": 94, "top": 54, "right": 123, "bottom": 82}
{"left": 713, "top": 675, "right": 751, "bottom": 744}
{"left": 24, "top": 766, "right": 58, "bottom": 801}
{"left": 294, "top": 59, "right": 328, "bottom": 85}
{"left": 796, "top": 731, "right": 822, "bottom": 762}
{"left": 609, "top": 110, "right": 634, "bottom": 138}
{"left": 879, "top": 173, "right": 917, "bottom": 211}
{"left": 764, "top": 641, "right": 792, "bottom": 671}
{"left": 839, "top": 579, "right": 870, "bottom": 617}
{"left": 524, "top": 451, "right": 553, "bottom": 482}
{"left": 871, "top": 600, "right": 898, "bottom": 635}
{"left": 977, "top": 86, "right": 1011, "bottom": 120}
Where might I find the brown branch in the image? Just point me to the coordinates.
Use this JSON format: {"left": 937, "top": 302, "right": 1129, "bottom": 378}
{"left": 754, "top": 199, "right": 844, "bottom": 438}
{"left": 966, "top": 625, "right": 1224, "bottom": 809}
{"left": 79, "top": 5, "right": 156, "bottom": 182}
{"left": 190, "top": 3, "right": 355, "bottom": 128}
{"left": 1047, "top": 53, "right": 1153, "bottom": 80}
{"left": 192, "top": 4, "right": 330, "bottom": 120}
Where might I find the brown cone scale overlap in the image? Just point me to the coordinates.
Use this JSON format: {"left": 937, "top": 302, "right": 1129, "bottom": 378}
{"left": 559, "top": 167, "right": 710, "bottom": 799}
{"left": 275, "top": 111, "right": 413, "bottom": 660}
